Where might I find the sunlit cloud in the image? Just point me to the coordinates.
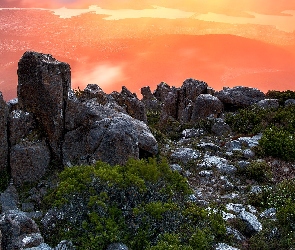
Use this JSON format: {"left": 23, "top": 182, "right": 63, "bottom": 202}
{"left": 72, "top": 63, "right": 126, "bottom": 91}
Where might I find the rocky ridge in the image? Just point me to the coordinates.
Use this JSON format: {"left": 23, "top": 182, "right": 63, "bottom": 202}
{"left": 0, "top": 51, "right": 294, "bottom": 249}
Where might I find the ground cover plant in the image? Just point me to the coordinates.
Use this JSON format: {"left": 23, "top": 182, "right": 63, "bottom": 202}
{"left": 42, "top": 158, "right": 227, "bottom": 249}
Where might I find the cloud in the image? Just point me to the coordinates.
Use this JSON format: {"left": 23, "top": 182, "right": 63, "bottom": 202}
{"left": 71, "top": 63, "right": 126, "bottom": 92}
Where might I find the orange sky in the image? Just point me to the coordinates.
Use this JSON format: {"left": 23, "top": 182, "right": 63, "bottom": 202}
{"left": 0, "top": 1, "right": 294, "bottom": 100}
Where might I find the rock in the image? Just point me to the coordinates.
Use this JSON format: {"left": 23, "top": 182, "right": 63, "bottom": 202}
{"left": 141, "top": 86, "right": 161, "bottom": 112}
{"left": 285, "top": 99, "right": 295, "bottom": 106}
{"left": 226, "top": 227, "right": 246, "bottom": 242}
{"left": 54, "top": 240, "right": 75, "bottom": 250}
{"left": 260, "top": 208, "right": 276, "bottom": 219}
{"left": 215, "top": 243, "right": 240, "bottom": 250}
{"left": 243, "top": 149, "right": 255, "bottom": 159}
{"left": 0, "top": 184, "right": 18, "bottom": 212}
{"left": 111, "top": 86, "right": 147, "bottom": 123}
{"left": 0, "top": 92, "right": 8, "bottom": 172}
{"left": 24, "top": 243, "right": 53, "bottom": 250}
{"left": 8, "top": 109, "right": 36, "bottom": 146}
{"left": 182, "top": 128, "right": 205, "bottom": 138}
{"left": 211, "top": 118, "right": 232, "bottom": 136}
{"left": 160, "top": 88, "right": 179, "bottom": 121}
{"left": 215, "top": 86, "right": 265, "bottom": 109}
{"left": 153, "top": 82, "right": 171, "bottom": 103}
{"left": 180, "top": 78, "right": 208, "bottom": 103}
{"left": 170, "top": 164, "right": 183, "bottom": 172}
{"left": 239, "top": 210, "right": 262, "bottom": 235}
{"left": 0, "top": 210, "right": 42, "bottom": 250}
{"left": 257, "top": 99, "right": 279, "bottom": 109}
{"left": 10, "top": 140, "right": 51, "bottom": 186}
{"left": 226, "top": 203, "right": 245, "bottom": 214}
{"left": 197, "top": 142, "right": 220, "bottom": 152}
{"left": 191, "top": 94, "right": 223, "bottom": 120}
{"left": 17, "top": 51, "right": 71, "bottom": 163}
{"left": 170, "top": 147, "right": 200, "bottom": 164}
{"left": 7, "top": 97, "right": 20, "bottom": 112}
{"left": 107, "top": 243, "right": 128, "bottom": 250}
{"left": 79, "top": 84, "right": 108, "bottom": 104}
{"left": 199, "top": 170, "right": 213, "bottom": 177}
{"left": 63, "top": 99, "right": 158, "bottom": 166}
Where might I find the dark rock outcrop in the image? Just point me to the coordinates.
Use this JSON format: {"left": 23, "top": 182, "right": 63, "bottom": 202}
{"left": 0, "top": 92, "right": 8, "bottom": 172}
{"left": 17, "top": 51, "right": 71, "bottom": 163}
{"left": 153, "top": 82, "right": 171, "bottom": 103}
{"left": 256, "top": 99, "right": 279, "bottom": 109}
{"left": 0, "top": 210, "right": 43, "bottom": 249}
{"left": 215, "top": 86, "right": 265, "bottom": 109}
{"left": 111, "top": 86, "right": 147, "bottom": 123}
{"left": 63, "top": 98, "right": 158, "bottom": 166}
{"left": 191, "top": 94, "right": 224, "bottom": 120}
{"left": 141, "top": 86, "right": 161, "bottom": 112}
{"left": 10, "top": 141, "right": 51, "bottom": 186}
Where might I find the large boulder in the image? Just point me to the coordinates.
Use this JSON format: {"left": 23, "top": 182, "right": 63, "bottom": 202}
{"left": 0, "top": 92, "right": 8, "bottom": 172}
{"left": 10, "top": 140, "right": 51, "bottom": 186}
{"left": 17, "top": 51, "right": 71, "bottom": 162}
{"left": 141, "top": 86, "right": 161, "bottom": 112}
{"left": 0, "top": 210, "right": 43, "bottom": 249}
{"left": 215, "top": 86, "right": 265, "bottom": 109}
{"left": 63, "top": 98, "right": 158, "bottom": 166}
{"left": 191, "top": 94, "right": 224, "bottom": 120}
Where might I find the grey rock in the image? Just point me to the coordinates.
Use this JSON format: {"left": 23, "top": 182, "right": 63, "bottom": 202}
{"left": 226, "top": 226, "right": 246, "bottom": 242}
{"left": 238, "top": 134, "right": 262, "bottom": 148}
{"left": 54, "top": 240, "right": 75, "bottom": 250}
{"left": 198, "top": 142, "right": 220, "bottom": 152}
{"left": 7, "top": 97, "right": 20, "bottom": 112}
{"left": 22, "top": 203, "right": 35, "bottom": 212}
{"left": 226, "top": 203, "right": 245, "bottom": 214}
{"left": 107, "top": 243, "right": 128, "bottom": 250}
{"left": 260, "top": 208, "right": 276, "bottom": 219}
{"left": 9, "top": 109, "right": 36, "bottom": 146}
{"left": 239, "top": 210, "right": 262, "bottom": 234}
{"left": 17, "top": 51, "right": 71, "bottom": 163}
{"left": 63, "top": 100, "right": 157, "bottom": 166}
{"left": 0, "top": 92, "right": 9, "bottom": 172}
{"left": 24, "top": 243, "right": 53, "bottom": 250}
{"left": 191, "top": 94, "right": 223, "bottom": 120}
{"left": 141, "top": 86, "right": 161, "bottom": 112}
{"left": 285, "top": 99, "right": 295, "bottom": 106}
{"left": 79, "top": 84, "right": 108, "bottom": 105}
{"left": 0, "top": 210, "right": 41, "bottom": 250}
{"left": 170, "top": 148, "right": 200, "bottom": 164}
{"left": 243, "top": 149, "right": 255, "bottom": 159}
{"left": 250, "top": 186, "right": 262, "bottom": 194}
{"left": 0, "top": 184, "right": 19, "bottom": 212}
{"left": 215, "top": 86, "right": 265, "bottom": 109}
{"left": 211, "top": 118, "right": 231, "bottom": 136}
{"left": 170, "top": 164, "right": 183, "bottom": 172}
{"left": 257, "top": 99, "right": 279, "bottom": 109}
{"left": 182, "top": 128, "right": 204, "bottom": 138}
{"left": 215, "top": 243, "right": 240, "bottom": 250}
{"left": 20, "top": 233, "right": 44, "bottom": 249}
{"left": 199, "top": 170, "right": 213, "bottom": 177}
{"left": 217, "top": 165, "right": 237, "bottom": 175}
{"left": 10, "top": 140, "right": 51, "bottom": 186}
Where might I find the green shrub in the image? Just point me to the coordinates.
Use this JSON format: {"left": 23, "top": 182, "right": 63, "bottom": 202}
{"left": 43, "top": 158, "right": 227, "bottom": 249}
{"left": 259, "top": 127, "right": 295, "bottom": 161}
{"left": 266, "top": 90, "right": 295, "bottom": 106}
{"left": 240, "top": 160, "right": 272, "bottom": 183}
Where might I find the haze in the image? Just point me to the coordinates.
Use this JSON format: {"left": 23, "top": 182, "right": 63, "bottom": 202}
{"left": 0, "top": 0, "right": 294, "bottom": 100}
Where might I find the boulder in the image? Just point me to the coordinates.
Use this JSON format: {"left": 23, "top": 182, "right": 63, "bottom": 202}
{"left": 0, "top": 92, "right": 8, "bottom": 172}
{"left": 8, "top": 109, "right": 36, "bottom": 146}
{"left": 0, "top": 210, "right": 42, "bottom": 250}
{"left": 215, "top": 86, "right": 265, "bottom": 109}
{"left": 239, "top": 210, "right": 262, "bottom": 235}
{"left": 63, "top": 99, "right": 158, "bottom": 166}
{"left": 17, "top": 51, "right": 71, "bottom": 163}
{"left": 107, "top": 243, "right": 128, "bottom": 250}
{"left": 78, "top": 84, "right": 107, "bottom": 104}
{"left": 10, "top": 140, "right": 51, "bottom": 186}
{"left": 256, "top": 99, "right": 279, "bottom": 109}
{"left": 160, "top": 88, "right": 179, "bottom": 121}
{"left": 111, "top": 86, "right": 147, "bottom": 123}
{"left": 211, "top": 118, "right": 231, "bottom": 136}
{"left": 284, "top": 99, "right": 295, "bottom": 106}
{"left": 0, "top": 184, "right": 18, "bottom": 212}
{"left": 191, "top": 94, "right": 223, "bottom": 120}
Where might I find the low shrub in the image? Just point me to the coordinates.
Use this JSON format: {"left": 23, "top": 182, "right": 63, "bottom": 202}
{"left": 266, "top": 90, "right": 295, "bottom": 106}
{"left": 43, "top": 158, "right": 227, "bottom": 249}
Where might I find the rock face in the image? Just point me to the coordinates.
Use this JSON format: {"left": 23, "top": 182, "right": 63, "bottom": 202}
{"left": 0, "top": 92, "right": 8, "bottom": 172}
{"left": 0, "top": 210, "right": 43, "bottom": 249}
{"left": 256, "top": 99, "right": 279, "bottom": 109}
{"left": 215, "top": 86, "right": 265, "bottom": 109}
{"left": 17, "top": 51, "right": 71, "bottom": 163}
{"left": 10, "top": 141, "right": 51, "bottom": 186}
{"left": 191, "top": 94, "right": 224, "bottom": 120}
{"left": 63, "top": 98, "right": 158, "bottom": 166}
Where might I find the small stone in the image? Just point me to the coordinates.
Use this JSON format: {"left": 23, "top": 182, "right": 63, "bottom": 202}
{"left": 239, "top": 210, "right": 262, "bottom": 234}
{"left": 260, "top": 208, "right": 276, "bottom": 219}
{"left": 215, "top": 243, "right": 240, "bottom": 250}
{"left": 199, "top": 170, "right": 214, "bottom": 177}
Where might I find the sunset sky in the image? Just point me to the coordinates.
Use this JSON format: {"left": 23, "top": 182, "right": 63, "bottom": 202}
{"left": 0, "top": 1, "right": 294, "bottom": 100}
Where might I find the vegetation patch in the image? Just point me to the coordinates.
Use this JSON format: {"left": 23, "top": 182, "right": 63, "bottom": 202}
{"left": 43, "top": 158, "right": 227, "bottom": 249}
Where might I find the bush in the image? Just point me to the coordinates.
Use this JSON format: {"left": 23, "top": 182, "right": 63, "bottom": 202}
{"left": 259, "top": 127, "right": 295, "bottom": 161}
{"left": 266, "top": 90, "right": 295, "bottom": 106}
{"left": 240, "top": 160, "right": 272, "bottom": 183}
{"left": 43, "top": 158, "right": 227, "bottom": 249}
